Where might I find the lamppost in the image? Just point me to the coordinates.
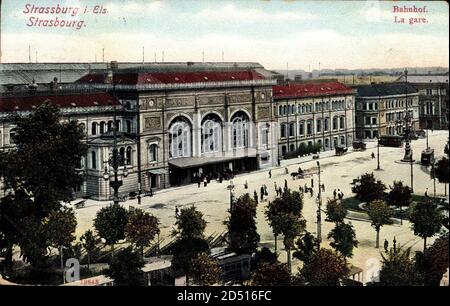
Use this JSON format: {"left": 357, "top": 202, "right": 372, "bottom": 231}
{"left": 102, "top": 105, "right": 128, "bottom": 205}
{"left": 228, "top": 180, "right": 235, "bottom": 212}
{"left": 316, "top": 161, "right": 322, "bottom": 250}
{"left": 401, "top": 69, "right": 414, "bottom": 192}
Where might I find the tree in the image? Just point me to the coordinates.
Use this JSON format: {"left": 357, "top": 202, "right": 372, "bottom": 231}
{"left": 80, "top": 229, "right": 101, "bottom": 269}
{"left": 325, "top": 199, "right": 347, "bottom": 223}
{"left": 435, "top": 157, "right": 449, "bottom": 196}
{"left": 351, "top": 173, "right": 386, "bottom": 203}
{"left": 409, "top": 200, "right": 443, "bottom": 251}
{"left": 170, "top": 206, "right": 209, "bottom": 285}
{"left": 250, "top": 261, "right": 292, "bottom": 286}
{"left": 265, "top": 190, "right": 305, "bottom": 272}
{"left": 190, "top": 252, "right": 221, "bottom": 286}
{"left": 125, "top": 209, "right": 160, "bottom": 257}
{"left": 93, "top": 203, "right": 129, "bottom": 256}
{"left": 379, "top": 246, "right": 421, "bottom": 286}
{"left": 0, "top": 102, "right": 87, "bottom": 267}
{"left": 171, "top": 205, "right": 206, "bottom": 239}
{"left": 225, "top": 194, "right": 260, "bottom": 255}
{"left": 105, "top": 246, "right": 146, "bottom": 286}
{"left": 327, "top": 222, "right": 358, "bottom": 258}
{"left": 293, "top": 231, "right": 318, "bottom": 264}
{"left": 252, "top": 247, "right": 279, "bottom": 270}
{"left": 387, "top": 180, "right": 412, "bottom": 224}
{"left": 416, "top": 233, "right": 449, "bottom": 286}
{"left": 366, "top": 200, "right": 393, "bottom": 248}
{"left": 299, "top": 248, "right": 349, "bottom": 286}
{"left": 44, "top": 206, "right": 77, "bottom": 260}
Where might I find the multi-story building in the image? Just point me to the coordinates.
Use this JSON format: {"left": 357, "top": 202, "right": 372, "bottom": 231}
{"left": 0, "top": 90, "right": 137, "bottom": 200}
{"left": 272, "top": 81, "right": 355, "bottom": 157}
{"left": 76, "top": 63, "right": 278, "bottom": 195}
{"left": 355, "top": 83, "right": 420, "bottom": 140}
{"left": 396, "top": 74, "right": 449, "bottom": 130}
{"left": 1, "top": 62, "right": 279, "bottom": 201}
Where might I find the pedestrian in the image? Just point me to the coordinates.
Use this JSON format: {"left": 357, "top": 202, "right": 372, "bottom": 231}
{"left": 425, "top": 188, "right": 429, "bottom": 197}
{"left": 254, "top": 190, "right": 259, "bottom": 204}
{"left": 244, "top": 180, "right": 248, "bottom": 189}
{"left": 260, "top": 186, "right": 265, "bottom": 201}
{"left": 311, "top": 178, "right": 314, "bottom": 188}
{"left": 274, "top": 182, "right": 278, "bottom": 192}
{"left": 204, "top": 177, "right": 208, "bottom": 187}
{"left": 149, "top": 188, "right": 153, "bottom": 197}
{"left": 197, "top": 177, "right": 201, "bottom": 188}
{"left": 333, "top": 189, "right": 337, "bottom": 199}
{"left": 207, "top": 174, "right": 211, "bottom": 184}
{"left": 285, "top": 167, "right": 289, "bottom": 175}
{"left": 384, "top": 239, "right": 389, "bottom": 253}
{"left": 321, "top": 183, "right": 325, "bottom": 192}
{"left": 264, "top": 184, "right": 268, "bottom": 196}
{"left": 278, "top": 186, "right": 283, "bottom": 196}
{"left": 304, "top": 184, "right": 308, "bottom": 192}
{"left": 371, "top": 152, "right": 375, "bottom": 159}
{"left": 175, "top": 206, "right": 179, "bottom": 217}
{"left": 284, "top": 179, "right": 288, "bottom": 189}
{"left": 269, "top": 170, "right": 272, "bottom": 178}
{"left": 310, "top": 188, "right": 313, "bottom": 197}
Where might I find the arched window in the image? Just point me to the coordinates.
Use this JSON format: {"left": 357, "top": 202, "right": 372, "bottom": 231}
{"left": 91, "top": 151, "right": 97, "bottom": 169}
{"left": 79, "top": 123, "right": 86, "bottom": 134}
{"left": 279, "top": 105, "right": 283, "bottom": 116}
{"left": 116, "top": 120, "right": 121, "bottom": 132}
{"left": 324, "top": 118, "right": 329, "bottom": 131}
{"left": 148, "top": 143, "right": 158, "bottom": 162}
{"left": 126, "top": 146, "right": 132, "bottom": 165}
{"left": 317, "top": 119, "right": 322, "bottom": 133}
{"left": 340, "top": 116, "right": 345, "bottom": 129}
{"left": 119, "top": 147, "right": 125, "bottom": 166}
{"left": 91, "top": 122, "right": 98, "bottom": 135}
{"left": 126, "top": 120, "right": 132, "bottom": 133}
{"left": 289, "top": 122, "right": 295, "bottom": 137}
{"left": 169, "top": 117, "right": 192, "bottom": 158}
{"left": 333, "top": 116, "right": 338, "bottom": 130}
{"left": 280, "top": 123, "right": 285, "bottom": 138}
{"left": 232, "top": 111, "right": 249, "bottom": 149}
{"left": 299, "top": 121, "right": 305, "bottom": 136}
{"left": 100, "top": 121, "right": 106, "bottom": 134}
{"left": 201, "top": 114, "right": 222, "bottom": 154}
{"left": 107, "top": 120, "right": 114, "bottom": 132}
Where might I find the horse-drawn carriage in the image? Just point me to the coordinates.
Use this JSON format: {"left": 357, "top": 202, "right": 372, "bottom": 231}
{"left": 335, "top": 146, "right": 348, "bottom": 156}
{"left": 352, "top": 141, "right": 366, "bottom": 151}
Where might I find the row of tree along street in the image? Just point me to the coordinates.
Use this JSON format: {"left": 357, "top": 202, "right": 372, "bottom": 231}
{"left": 0, "top": 103, "right": 448, "bottom": 286}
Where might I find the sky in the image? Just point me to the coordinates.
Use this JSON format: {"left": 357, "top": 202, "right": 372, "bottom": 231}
{"left": 0, "top": 0, "right": 449, "bottom": 70}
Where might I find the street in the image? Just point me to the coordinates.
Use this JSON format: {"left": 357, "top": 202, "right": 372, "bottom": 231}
{"left": 74, "top": 130, "right": 449, "bottom": 282}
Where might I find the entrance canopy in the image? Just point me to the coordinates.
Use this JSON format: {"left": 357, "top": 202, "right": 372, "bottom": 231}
{"left": 169, "top": 156, "right": 242, "bottom": 169}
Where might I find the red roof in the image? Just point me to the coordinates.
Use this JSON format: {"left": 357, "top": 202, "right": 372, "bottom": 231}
{"left": 77, "top": 70, "right": 266, "bottom": 85}
{"left": 273, "top": 82, "right": 353, "bottom": 99}
{"left": 0, "top": 92, "right": 120, "bottom": 112}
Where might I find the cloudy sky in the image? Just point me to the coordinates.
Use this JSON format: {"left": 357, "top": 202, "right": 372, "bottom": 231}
{"left": 1, "top": 0, "right": 449, "bottom": 70}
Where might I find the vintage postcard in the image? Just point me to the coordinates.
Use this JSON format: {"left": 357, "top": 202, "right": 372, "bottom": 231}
{"left": 0, "top": 0, "right": 448, "bottom": 297}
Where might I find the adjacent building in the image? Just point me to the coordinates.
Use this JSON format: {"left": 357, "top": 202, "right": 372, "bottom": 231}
{"left": 396, "top": 74, "right": 449, "bottom": 130}
{"left": 355, "top": 83, "right": 420, "bottom": 140}
{"left": 272, "top": 81, "right": 356, "bottom": 157}
{"left": 0, "top": 90, "right": 133, "bottom": 200}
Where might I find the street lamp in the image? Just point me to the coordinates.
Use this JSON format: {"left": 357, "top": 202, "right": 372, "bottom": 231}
{"left": 316, "top": 161, "right": 322, "bottom": 250}
{"left": 228, "top": 180, "right": 235, "bottom": 212}
{"left": 102, "top": 105, "right": 128, "bottom": 205}
{"left": 401, "top": 69, "right": 414, "bottom": 193}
